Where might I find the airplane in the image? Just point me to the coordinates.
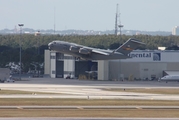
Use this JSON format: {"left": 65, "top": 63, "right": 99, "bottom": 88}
{"left": 159, "top": 75, "right": 179, "bottom": 83}
{"left": 48, "top": 38, "right": 145, "bottom": 60}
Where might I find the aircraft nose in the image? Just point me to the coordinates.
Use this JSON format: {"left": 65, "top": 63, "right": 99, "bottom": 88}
{"left": 48, "top": 42, "right": 54, "bottom": 50}
{"left": 48, "top": 42, "right": 52, "bottom": 47}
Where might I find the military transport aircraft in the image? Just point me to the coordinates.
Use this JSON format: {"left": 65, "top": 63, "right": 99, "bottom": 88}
{"left": 48, "top": 38, "right": 145, "bottom": 60}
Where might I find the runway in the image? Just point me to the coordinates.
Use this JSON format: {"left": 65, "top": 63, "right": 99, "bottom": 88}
{"left": 0, "top": 78, "right": 179, "bottom": 119}
{"left": 0, "top": 78, "right": 179, "bottom": 100}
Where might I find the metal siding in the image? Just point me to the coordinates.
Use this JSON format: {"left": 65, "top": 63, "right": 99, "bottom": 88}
{"left": 109, "top": 61, "right": 118, "bottom": 80}
{"left": 162, "top": 52, "right": 179, "bottom": 62}
{"left": 44, "top": 50, "right": 50, "bottom": 75}
{"left": 122, "top": 62, "right": 140, "bottom": 80}
{"left": 167, "top": 63, "right": 179, "bottom": 70}
{"left": 98, "top": 60, "right": 109, "bottom": 80}
{"left": 50, "top": 52, "right": 56, "bottom": 78}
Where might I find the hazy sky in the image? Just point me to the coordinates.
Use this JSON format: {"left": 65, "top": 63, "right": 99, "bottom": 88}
{"left": 0, "top": 0, "right": 179, "bottom": 31}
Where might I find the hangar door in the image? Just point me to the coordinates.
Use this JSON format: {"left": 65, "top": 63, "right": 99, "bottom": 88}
{"left": 75, "top": 61, "right": 97, "bottom": 78}
{"left": 56, "top": 61, "right": 64, "bottom": 78}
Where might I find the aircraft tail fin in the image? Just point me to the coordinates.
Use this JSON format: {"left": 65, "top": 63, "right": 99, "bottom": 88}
{"left": 114, "top": 38, "right": 145, "bottom": 55}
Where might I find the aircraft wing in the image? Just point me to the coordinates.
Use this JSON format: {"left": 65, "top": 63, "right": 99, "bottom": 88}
{"left": 65, "top": 42, "right": 110, "bottom": 56}
{"left": 92, "top": 49, "right": 110, "bottom": 55}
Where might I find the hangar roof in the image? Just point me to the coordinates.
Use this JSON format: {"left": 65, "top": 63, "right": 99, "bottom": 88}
{"left": 164, "top": 70, "right": 179, "bottom": 75}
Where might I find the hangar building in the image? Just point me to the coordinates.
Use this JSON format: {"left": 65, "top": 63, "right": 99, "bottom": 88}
{"left": 44, "top": 50, "right": 179, "bottom": 80}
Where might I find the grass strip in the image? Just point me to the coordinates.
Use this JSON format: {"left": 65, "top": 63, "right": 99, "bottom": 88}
{"left": 0, "top": 109, "right": 179, "bottom": 117}
{"left": 104, "top": 88, "right": 179, "bottom": 94}
{"left": 0, "top": 98, "right": 179, "bottom": 106}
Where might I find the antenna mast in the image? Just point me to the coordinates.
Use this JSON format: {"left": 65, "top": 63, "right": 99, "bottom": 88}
{"left": 54, "top": 7, "right": 56, "bottom": 34}
{"left": 114, "top": 4, "right": 118, "bottom": 35}
{"left": 118, "top": 5, "right": 124, "bottom": 37}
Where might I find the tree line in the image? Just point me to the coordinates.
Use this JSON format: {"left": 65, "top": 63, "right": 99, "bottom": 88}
{"left": 0, "top": 34, "right": 179, "bottom": 73}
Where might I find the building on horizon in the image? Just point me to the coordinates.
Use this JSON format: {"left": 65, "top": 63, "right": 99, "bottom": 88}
{"left": 172, "top": 26, "right": 179, "bottom": 35}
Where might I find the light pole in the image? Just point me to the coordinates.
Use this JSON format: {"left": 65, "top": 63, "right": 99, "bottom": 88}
{"left": 18, "top": 24, "right": 24, "bottom": 80}
{"left": 35, "top": 31, "right": 41, "bottom": 77}
{"left": 35, "top": 31, "right": 40, "bottom": 55}
{"left": 118, "top": 24, "right": 123, "bottom": 81}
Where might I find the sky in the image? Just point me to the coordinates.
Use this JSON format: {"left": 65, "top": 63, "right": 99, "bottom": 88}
{"left": 0, "top": 0, "right": 179, "bottom": 31}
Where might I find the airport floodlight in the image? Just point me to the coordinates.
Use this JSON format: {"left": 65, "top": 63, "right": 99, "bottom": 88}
{"left": 18, "top": 23, "right": 24, "bottom": 80}
{"left": 118, "top": 25, "right": 124, "bottom": 28}
{"left": 18, "top": 24, "right": 24, "bottom": 27}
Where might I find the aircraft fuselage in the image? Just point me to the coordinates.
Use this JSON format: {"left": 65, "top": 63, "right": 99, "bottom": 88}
{"left": 48, "top": 38, "right": 145, "bottom": 60}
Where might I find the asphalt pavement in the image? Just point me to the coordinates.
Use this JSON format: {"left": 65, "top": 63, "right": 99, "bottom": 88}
{"left": 1, "top": 78, "right": 179, "bottom": 100}
{"left": 1, "top": 78, "right": 179, "bottom": 119}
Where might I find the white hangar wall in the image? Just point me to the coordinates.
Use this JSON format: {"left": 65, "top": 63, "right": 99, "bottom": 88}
{"left": 45, "top": 50, "right": 179, "bottom": 80}
{"left": 44, "top": 50, "right": 97, "bottom": 79}
{"left": 44, "top": 50, "right": 50, "bottom": 75}
{"left": 44, "top": 50, "right": 57, "bottom": 78}
{"left": 45, "top": 50, "right": 75, "bottom": 78}
{"left": 98, "top": 60, "right": 109, "bottom": 80}
{"left": 107, "top": 50, "right": 179, "bottom": 80}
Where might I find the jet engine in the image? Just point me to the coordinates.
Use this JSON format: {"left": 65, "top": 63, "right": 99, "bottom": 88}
{"left": 79, "top": 48, "right": 91, "bottom": 55}
{"left": 69, "top": 46, "right": 80, "bottom": 52}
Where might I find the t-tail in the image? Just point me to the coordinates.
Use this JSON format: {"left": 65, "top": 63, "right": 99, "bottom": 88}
{"left": 114, "top": 38, "right": 145, "bottom": 55}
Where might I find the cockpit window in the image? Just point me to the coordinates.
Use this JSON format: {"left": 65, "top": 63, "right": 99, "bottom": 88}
{"left": 53, "top": 42, "right": 56, "bottom": 44}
